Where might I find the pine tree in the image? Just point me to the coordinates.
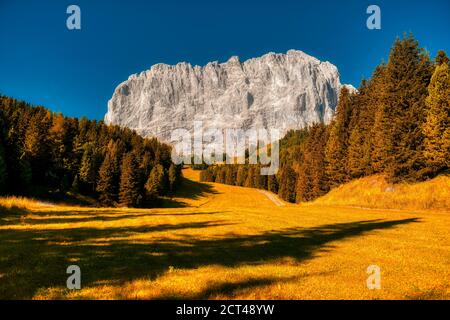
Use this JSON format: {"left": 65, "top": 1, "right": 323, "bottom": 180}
{"left": 435, "top": 50, "right": 449, "bottom": 66}
{"left": 296, "top": 124, "right": 328, "bottom": 202}
{"left": 422, "top": 62, "right": 450, "bottom": 175}
{"left": 346, "top": 81, "right": 376, "bottom": 179}
{"left": 0, "top": 141, "right": 7, "bottom": 193}
{"left": 325, "top": 87, "right": 353, "bottom": 187}
{"left": 244, "top": 166, "right": 255, "bottom": 188}
{"left": 267, "top": 174, "right": 278, "bottom": 193}
{"left": 119, "top": 153, "right": 141, "bottom": 207}
{"left": 96, "top": 141, "right": 121, "bottom": 206}
{"left": 168, "top": 163, "right": 178, "bottom": 193}
{"left": 145, "top": 164, "right": 165, "bottom": 198}
{"left": 79, "top": 143, "right": 99, "bottom": 193}
{"left": 24, "top": 109, "right": 52, "bottom": 184}
{"left": 277, "top": 164, "right": 297, "bottom": 202}
{"left": 380, "top": 34, "right": 432, "bottom": 182}
{"left": 18, "top": 156, "right": 32, "bottom": 194}
{"left": 225, "top": 166, "right": 236, "bottom": 185}
{"left": 236, "top": 166, "right": 247, "bottom": 186}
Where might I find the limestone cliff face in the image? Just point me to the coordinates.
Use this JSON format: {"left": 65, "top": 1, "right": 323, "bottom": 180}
{"left": 105, "top": 50, "right": 354, "bottom": 142}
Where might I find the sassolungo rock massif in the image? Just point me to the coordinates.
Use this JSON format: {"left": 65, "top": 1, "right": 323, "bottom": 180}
{"left": 104, "top": 50, "right": 355, "bottom": 142}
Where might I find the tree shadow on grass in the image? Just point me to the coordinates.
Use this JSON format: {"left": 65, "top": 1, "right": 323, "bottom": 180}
{"left": 0, "top": 217, "right": 420, "bottom": 299}
{"left": 19, "top": 210, "right": 226, "bottom": 225}
{"left": 0, "top": 204, "right": 29, "bottom": 225}
{"left": 160, "top": 177, "right": 219, "bottom": 208}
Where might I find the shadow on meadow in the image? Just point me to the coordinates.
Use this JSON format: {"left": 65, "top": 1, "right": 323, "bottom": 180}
{"left": 16, "top": 210, "right": 225, "bottom": 225}
{"left": 0, "top": 205, "right": 420, "bottom": 299}
{"left": 159, "top": 176, "right": 219, "bottom": 208}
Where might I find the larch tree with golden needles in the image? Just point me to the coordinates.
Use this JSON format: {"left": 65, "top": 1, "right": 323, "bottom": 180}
{"left": 422, "top": 58, "right": 450, "bottom": 175}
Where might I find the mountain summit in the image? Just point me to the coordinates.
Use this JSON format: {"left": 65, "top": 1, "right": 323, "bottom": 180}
{"left": 104, "top": 50, "right": 354, "bottom": 141}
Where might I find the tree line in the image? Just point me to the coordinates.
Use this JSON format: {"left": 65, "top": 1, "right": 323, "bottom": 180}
{"left": 200, "top": 35, "right": 450, "bottom": 203}
{"left": 0, "top": 97, "right": 182, "bottom": 207}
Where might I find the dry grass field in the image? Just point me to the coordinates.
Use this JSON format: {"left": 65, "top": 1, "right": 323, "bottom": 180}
{"left": 0, "top": 168, "right": 449, "bottom": 299}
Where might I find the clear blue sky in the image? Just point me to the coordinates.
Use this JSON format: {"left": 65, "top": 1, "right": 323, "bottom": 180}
{"left": 1, "top": 0, "right": 449, "bottom": 120}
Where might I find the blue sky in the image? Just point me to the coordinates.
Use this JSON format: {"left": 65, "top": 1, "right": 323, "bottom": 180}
{"left": 1, "top": 0, "right": 449, "bottom": 120}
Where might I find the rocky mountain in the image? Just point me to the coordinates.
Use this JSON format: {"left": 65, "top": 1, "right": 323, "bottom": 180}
{"left": 104, "top": 50, "right": 354, "bottom": 142}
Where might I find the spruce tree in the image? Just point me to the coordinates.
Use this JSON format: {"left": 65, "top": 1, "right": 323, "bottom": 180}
{"left": 380, "top": 34, "right": 432, "bottom": 182}
{"left": 0, "top": 141, "right": 7, "bottom": 193}
{"left": 267, "top": 174, "right": 278, "bottom": 193}
{"left": 119, "top": 153, "right": 141, "bottom": 207}
{"left": 225, "top": 166, "right": 236, "bottom": 185}
{"left": 145, "top": 164, "right": 165, "bottom": 198}
{"left": 244, "top": 166, "right": 255, "bottom": 188}
{"left": 79, "top": 143, "right": 99, "bottom": 193}
{"left": 168, "top": 163, "right": 178, "bottom": 193}
{"left": 277, "top": 164, "right": 297, "bottom": 202}
{"left": 236, "top": 166, "right": 247, "bottom": 186}
{"left": 435, "top": 50, "right": 449, "bottom": 66}
{"left": 422, "top": 62, "right": 450, "bottom": 175}
{"left": 325, "top": 87, "right": 353, "bottom": 187}
{"left": 97, "top": 141, "right": 121, "bottom": 206}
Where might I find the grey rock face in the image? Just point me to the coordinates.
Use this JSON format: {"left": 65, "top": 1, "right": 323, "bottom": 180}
{"left": 105, "top": 50, "right": 354, "bottom": 142}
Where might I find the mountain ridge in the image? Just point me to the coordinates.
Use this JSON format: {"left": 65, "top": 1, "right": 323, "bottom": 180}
{"left": 105, "top": 50, "right": 355, "bottom": 142}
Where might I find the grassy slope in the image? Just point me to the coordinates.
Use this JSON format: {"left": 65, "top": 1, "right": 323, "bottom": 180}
{"left": 0, "top": 169, "right": 449, "bottom": 299}
{"left": 313, "top": 174, "right": 450, "bottom": 210}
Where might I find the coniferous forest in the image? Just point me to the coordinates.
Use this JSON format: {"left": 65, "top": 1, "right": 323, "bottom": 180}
{"left": 200, "top": 35, "right": 450, "bottom": 203}
{"left": 0, "top": 97, "right": 182, "bottom": 207}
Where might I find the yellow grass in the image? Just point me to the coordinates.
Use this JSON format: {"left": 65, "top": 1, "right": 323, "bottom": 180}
{"left": 1, "top": 169, "right": 449, "bottom": 299}
{"left": 0, "top": 196, "right": 51, "bottom": 210}
{"left": 313, "top": 174, "right": 450, "bottom": 211}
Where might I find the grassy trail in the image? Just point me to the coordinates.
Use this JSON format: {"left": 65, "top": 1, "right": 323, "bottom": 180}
{"left": 0, "top": 169, "right": 449, "bottom": 299}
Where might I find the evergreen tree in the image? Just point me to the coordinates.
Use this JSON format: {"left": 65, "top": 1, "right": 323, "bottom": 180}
{"left": 277, "top": 164, "right": 297, "bottom": 202}
{"left": 346, "top": 80, "right": 376, "bottom": 179}
{"left": 296, "top": 124, "right": 328, "bottom": 202}
{"left": 18, "top": 156, "right": 32, "bottom": 194}
{"left": 380, "top": 34, "right": 432, "bottom": 182}
{"left": 0, "top": 141, "right": 7, "bottom": 193}
{"left": 325, "top": 87, "right": 353, "bottom": 187}
{"left": 79, "top": 143, "right": 99, "bottom": 193}
{"left": 24, "top": 109, "right": 52, "bottom": 184}
{"left": 422, "top": 62, "right": 450, "bottom": 175}
{"left": 145, "top": 164, "right": 166, "bottom": 198}
{"left": 168, "top": 163, "right": 178, "bottom": 193}
{"left": 225, "top": 166, "right": 236, "bottom": 185}
{"left": 236, "top": 166, "right": 247, "bottom": 186}
{"left": 244, "top": 166, "right": 255, "bottom": 188}
{"left": 267, "top": 174, "right": 278, "bottom": 193}
{"left": 119, "top": 153, "right": 141, "bottom": 207}
{"left": 96, "top": 141, "right": 121, "bottom": 206}
{"left": 435, "top": 50, "right": 449, "bottom": 66}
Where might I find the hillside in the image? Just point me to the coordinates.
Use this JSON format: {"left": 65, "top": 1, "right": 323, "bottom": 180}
{"left": 313, "top": 174, "right": 450, "bottom": 211}
{"left": 1, "top": 168, "right": 449, "bottom": 299}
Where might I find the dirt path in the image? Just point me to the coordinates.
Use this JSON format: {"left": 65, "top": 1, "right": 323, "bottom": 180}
{"left": 257, "top": 189, "right": 285, "bottom": 206}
